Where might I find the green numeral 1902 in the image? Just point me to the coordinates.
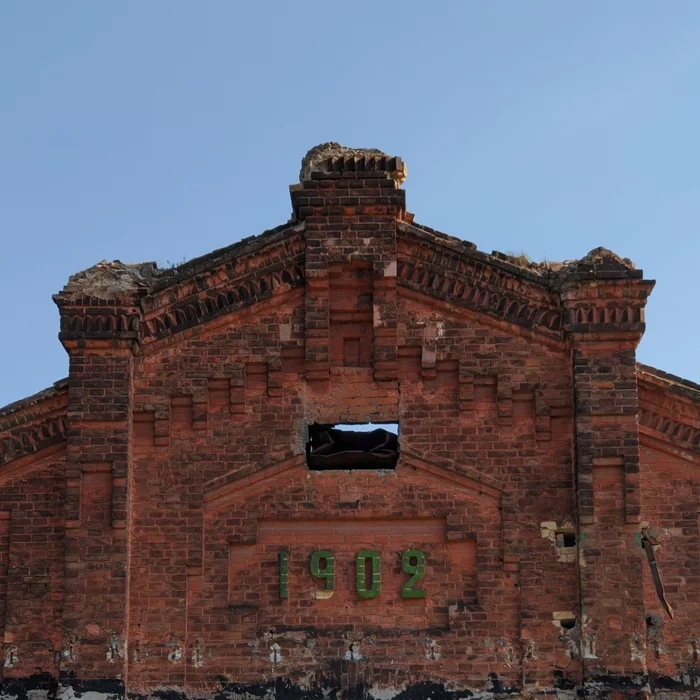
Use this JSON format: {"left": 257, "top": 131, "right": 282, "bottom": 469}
{"left": 277, "top": 549, "right": 426, "bottom": 600}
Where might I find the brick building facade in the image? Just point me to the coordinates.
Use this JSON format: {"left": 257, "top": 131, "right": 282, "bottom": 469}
{"left": 0, "top": 144, "right": 698, "bottom": 700}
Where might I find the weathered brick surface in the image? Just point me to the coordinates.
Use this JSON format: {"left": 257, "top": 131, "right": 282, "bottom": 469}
{"left": 0, "top": 145, "right": 698, "bottom": 699}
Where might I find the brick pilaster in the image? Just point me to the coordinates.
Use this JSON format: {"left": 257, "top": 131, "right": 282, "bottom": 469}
{"left": 562, "top": 252, "right": 654, "bottom": 693}
{"left": 54, "top": 290, "right": 141, "bottom": 690}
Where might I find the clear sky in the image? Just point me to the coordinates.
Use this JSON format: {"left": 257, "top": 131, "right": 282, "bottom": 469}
{"left": 1, "top": 2, "right": 699, "bottom": 407}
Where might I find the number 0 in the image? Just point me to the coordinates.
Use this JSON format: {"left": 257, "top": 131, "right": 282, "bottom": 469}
{"left": 356, "top": 550, "right": 381, "bottom": 599}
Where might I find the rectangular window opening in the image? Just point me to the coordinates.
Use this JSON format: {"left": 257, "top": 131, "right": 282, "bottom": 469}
{"left": 306, "top": 422, "right": 399, "bottom": 471}
{"left": 556, "top": 531, "right": 577, "bottom": 548}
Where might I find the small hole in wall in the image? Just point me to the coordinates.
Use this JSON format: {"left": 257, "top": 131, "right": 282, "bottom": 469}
{"left": 646, "top": 613, "right": 662, "bottom": 632}
{"left": 556, "top": 531, "right": 577, "bottom": 548}
{"left": 560, "top": 618, "right": 576, "bottom": 630}
{"left": 306, "top": 423, "right": 399, "bottom": 470}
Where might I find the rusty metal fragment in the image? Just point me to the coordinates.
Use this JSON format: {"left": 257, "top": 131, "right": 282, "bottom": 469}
{"left": 642, "top": 535, "right": 673, "bottom": 619}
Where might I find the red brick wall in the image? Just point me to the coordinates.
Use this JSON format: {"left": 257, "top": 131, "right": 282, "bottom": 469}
{"left": 0, "top": 456, "right": 65, "bottom": 686}
{"left": 639, "top": 444, "right": 700, "bottom": 680}
{"left": 1, "top": 153, "right": 698, "bottom": 698}
{"left": 115, "top": 285, "right": 578, "bottom": 694}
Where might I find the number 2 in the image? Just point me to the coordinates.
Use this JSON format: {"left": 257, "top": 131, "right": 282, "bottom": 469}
{"left": 401, "top": 549, "right": 426, "bottom": 598}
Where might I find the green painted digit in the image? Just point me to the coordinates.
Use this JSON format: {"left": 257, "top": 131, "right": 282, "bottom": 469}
{"left": 401, "top": 550, "right": 426, "bottom": 599}
{"left": 356, "top": 550, "right": 381, "bottom": 599}
{"left": 279, "top": 551, "right": 289, "bottom": 600}
{"left": 310, "top": 551, "right": 335, "bottom": 595}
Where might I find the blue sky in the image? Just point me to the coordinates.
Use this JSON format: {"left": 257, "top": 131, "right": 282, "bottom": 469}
{"left": 2, "top": 2, "right": 699, "bottom": 407}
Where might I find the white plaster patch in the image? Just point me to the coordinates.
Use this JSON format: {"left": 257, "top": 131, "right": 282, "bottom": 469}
{"left": 540, "top": 520, "right": 577, "bottom": 563}
{"left": 345, "top": 641, "right": 362, "bottom": 661}
{"left": 3, "top": 645, "right": 17, "bottom": 668}
{"left": 630, "top": 634, "right": 646, "bottom": 665}
{"left": 369, "top": 689, "right": 405, "bottom": 700}
{"left": 581, "top": 615, "right": 597, "bottom": 659}
{"left": 552, "top": 611, "right": 576, "bottom": 628}
{"left": 105, "top": 634, "right": 124, "bottom": 663}
{"left": 424, "top": 638, "right": 440, "bottom": 660}
{"left": 522, "top": 639, "right": 537, "bottom": 662}
{"left": 26, "top": 691, "right": 50, "bottom": 700}
{"left": 57, "top": 687, "right": 116, "bottom": 700}
{"left": 540, "top": 521, "right": 557, "bottom": 542}
{"left": 276, "top": 630, "right": 307, "bottom": 643}
{"left": 192, "top": 639, "right": 204, "bottom": 668}
{"left": 62, "top": 640, "right": 75, "bottom": 663}
{"left": 269, "top": 642, "right": 282, "bottom": 664}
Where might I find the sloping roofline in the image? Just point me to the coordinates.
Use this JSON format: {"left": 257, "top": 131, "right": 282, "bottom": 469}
{"left": 0, "top": 378, "right": 68, "bottom": 425}
{"left": 637, "top": 363, "right": 700, "bottom": 403}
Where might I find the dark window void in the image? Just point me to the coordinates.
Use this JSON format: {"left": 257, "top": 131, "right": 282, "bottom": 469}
{"left": 556, "top": 531, "right": 577, "bottom": 548}
{"left": 306, "top": 423, "right": 399, "bottom": 470}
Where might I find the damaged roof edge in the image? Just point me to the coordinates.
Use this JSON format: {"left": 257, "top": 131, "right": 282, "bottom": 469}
{"left": 150, "top": 220, "right": 304, "bottom": 292}
{"left": 400, "top": 221, "right": 644, "bottom": 288}
{"left": 399, "top": 220, "right": 552, "bottom": 286}
{"left": 57, "top": 220, "right": 305, "bottom": 301}
{"left": 637, "top": 363, "right": 700, "bottom": 402}
{"left": 0, "top": 378, "right": 69, "bottom": 422}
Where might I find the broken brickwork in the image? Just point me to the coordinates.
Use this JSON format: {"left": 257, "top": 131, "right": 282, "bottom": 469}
{"left": 0, "top": 144, "right": 699, "bottom": 699}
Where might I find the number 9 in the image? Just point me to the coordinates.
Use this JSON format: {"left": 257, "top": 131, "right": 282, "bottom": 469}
{"left": 310, "top": 550, "right": 335, "bottom": 599}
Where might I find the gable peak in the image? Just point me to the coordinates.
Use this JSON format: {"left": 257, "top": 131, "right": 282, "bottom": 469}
{"left": 298, "top": 142, "right": 407, "bottom": 185}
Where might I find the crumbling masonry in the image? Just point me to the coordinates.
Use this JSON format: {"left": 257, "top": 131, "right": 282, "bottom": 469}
{"left": 0, "top": 144, "right": 699, "bottom": 700}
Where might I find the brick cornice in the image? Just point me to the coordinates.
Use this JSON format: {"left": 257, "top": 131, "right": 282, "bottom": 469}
{"left": 0, "top": 380, "right": 69, "bottom": 468}
{"left": 637, "top": 363, "right": 700, "bottom": 457}
{"left": 637, "top": 363, "right": 700, "bottom": 405}
{"left": 0, "top": 379, "right": 68, "bottom": 431}
{"left": 638, "top": 406, "right": 700, "bottom": 454}
{"left": 141, "top": 229, "right": 305, "bottom": 345}
{"left": 0, "top": 410, "right": 68, "bottom": 467}
{"left": 397, "top": 224, "right": 564, "bottom": 340}
{"left": 52, "top": 223, "right": 306, "bottom": 353}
